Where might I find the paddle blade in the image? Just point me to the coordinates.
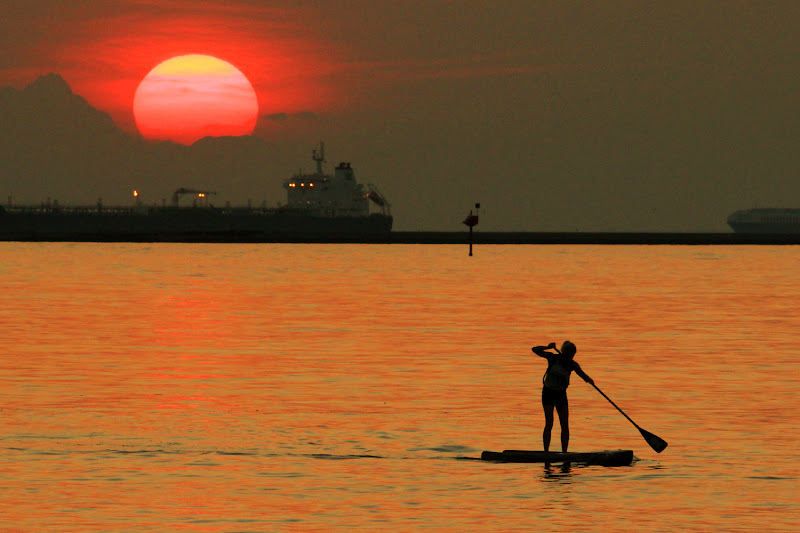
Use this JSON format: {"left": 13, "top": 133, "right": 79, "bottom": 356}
{"left": 639, "top": 427, "right": 668, "bottom": 453}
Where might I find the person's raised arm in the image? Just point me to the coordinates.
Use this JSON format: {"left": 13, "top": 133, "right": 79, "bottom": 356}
{"left": 531, "top": 342, "right": 557, "bottom": 358}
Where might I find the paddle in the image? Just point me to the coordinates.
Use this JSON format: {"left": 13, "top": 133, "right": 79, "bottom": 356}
{"left": 552, "top": 345, "right": 668, "bottom": 453}
{"left": 589, "top": 382, "right": 668, "bottom": 453}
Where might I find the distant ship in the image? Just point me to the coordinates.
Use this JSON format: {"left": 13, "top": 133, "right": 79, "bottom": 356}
{"left": 727, "top": 208, "right": 800, "bottom": 233}
{"left": 0, "top": 143, "right": 393, "bottom": 242}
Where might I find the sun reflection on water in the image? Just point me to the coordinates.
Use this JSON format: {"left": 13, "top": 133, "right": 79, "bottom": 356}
{"left": 1, "top": 244, "right": 799, "bottom": 530}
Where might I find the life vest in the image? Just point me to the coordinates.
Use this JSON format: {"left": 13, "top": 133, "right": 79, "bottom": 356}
{"left": 543, "top": 357, "right": 573, "bottom": 391}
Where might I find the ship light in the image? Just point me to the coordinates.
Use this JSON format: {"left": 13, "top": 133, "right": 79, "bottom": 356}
{"left": 198, "top": 193, "right": 205, "bottom": 198}
{"left": 133, "top": 190, "right": 138, "bottom": 197}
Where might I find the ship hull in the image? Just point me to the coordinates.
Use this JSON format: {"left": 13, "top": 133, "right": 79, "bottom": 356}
{"left": 728, "top": 222, "right": 800, "bottom": 234}
{"left": 0, "top": 208, "right": 393, "bottom": 242}
{"left": 728, "top": 208, "right": 800, "bottom": 234}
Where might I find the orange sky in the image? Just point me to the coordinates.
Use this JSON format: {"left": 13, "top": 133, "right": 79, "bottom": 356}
{"left": 0, "top": 2, "right": 344, "bottom": 134}
{"left": 0, "top": 2, "right": 548, "bottom": 137}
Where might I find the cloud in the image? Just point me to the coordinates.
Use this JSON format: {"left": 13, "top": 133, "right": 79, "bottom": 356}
{"left": 263, "top": 111, "right": 318, "bottom": 122}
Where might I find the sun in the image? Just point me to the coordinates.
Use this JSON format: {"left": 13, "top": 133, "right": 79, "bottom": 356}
{"left": 133, "top": 54, "right": 259, "bottom": 145}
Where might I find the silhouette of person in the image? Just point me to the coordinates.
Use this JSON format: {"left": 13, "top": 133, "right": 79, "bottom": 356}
{"left": 531, "top": 341, "right": 594, "bottom": 452}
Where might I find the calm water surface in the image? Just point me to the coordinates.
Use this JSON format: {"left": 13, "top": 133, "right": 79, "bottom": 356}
{"left": 1, "top": 243, "right": 798, "bottom": 531}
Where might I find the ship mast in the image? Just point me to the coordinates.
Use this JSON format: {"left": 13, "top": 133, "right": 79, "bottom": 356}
{"left": 312, "top": 141, "right": 325, "bottom": 175}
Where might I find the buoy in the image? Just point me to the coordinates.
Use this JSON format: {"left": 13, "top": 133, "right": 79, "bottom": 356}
{"left": 463, "top": 203, "right": 480, "bottom": 256}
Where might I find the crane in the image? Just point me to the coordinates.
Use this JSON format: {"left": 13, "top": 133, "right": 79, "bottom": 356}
{"left": 171, "top": 188, "right": 217, "bottom": 207}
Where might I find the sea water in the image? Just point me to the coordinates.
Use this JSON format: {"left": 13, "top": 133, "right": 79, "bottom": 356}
{"left": 1, "top": 243, "right": 798, "bottom": 532}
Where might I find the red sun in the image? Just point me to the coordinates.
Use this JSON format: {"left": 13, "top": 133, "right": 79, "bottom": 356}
{"left": 133, "top": 54, "right": 259, "bottom": 145}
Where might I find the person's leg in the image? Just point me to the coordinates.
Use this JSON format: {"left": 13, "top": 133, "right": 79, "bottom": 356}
{"left": 556, "top": 403, "right": 569, "bottom": 452}
{"left": 542, "top": 403, "right": 554, "bottom": 452}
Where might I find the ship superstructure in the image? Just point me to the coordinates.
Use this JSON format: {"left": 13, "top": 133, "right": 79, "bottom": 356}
{"left": 283, "top": 142, "right": 389, "bottom": 218}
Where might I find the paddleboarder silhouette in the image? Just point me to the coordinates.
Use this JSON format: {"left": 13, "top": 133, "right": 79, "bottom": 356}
{"left": 532, "top": 341, "right": 594, "bottom": 452}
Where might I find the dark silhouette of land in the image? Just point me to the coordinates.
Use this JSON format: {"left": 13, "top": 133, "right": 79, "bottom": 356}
{"left": 0, "top": 74, "right": 289, "bottom": 209}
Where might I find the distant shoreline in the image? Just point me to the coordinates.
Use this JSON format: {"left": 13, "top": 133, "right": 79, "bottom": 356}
{"left": 391, "top": 232, "right": 800, "bottom": 245}
{"left": 3, "top": 231, "right": 800, "bottom": 244}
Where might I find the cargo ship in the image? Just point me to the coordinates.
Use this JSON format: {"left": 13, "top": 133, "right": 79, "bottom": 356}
{"left": 727, "top": 208, "right": 800, "bottom": 233}
{"left": 0, "top": 143, "right": 393, "bottom": 242}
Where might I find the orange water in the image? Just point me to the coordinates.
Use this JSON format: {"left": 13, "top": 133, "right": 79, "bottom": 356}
{"left": 1, "top": 243, "right": 798, "bottom": 531}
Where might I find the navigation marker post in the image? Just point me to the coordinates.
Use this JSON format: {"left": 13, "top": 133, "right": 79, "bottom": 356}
{"left": 462, "top": 203, "right": 480, "bottom": 256}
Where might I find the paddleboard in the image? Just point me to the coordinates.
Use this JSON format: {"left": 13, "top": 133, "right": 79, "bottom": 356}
{"left": 480, "top": 449, "right": 633, "bottom": 466}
